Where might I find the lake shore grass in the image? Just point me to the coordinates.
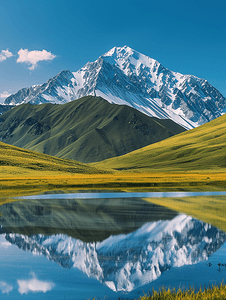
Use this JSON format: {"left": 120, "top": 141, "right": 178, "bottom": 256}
{"left": 1, "top": 170, "right": 226, "bottom": 197}
{"left": 1, "top": 170, "right": 226, "bottom": 232}
{"left": 138, "top": 283, "right": 226, "bottom": 300}
{"left": 90, "top": 284, "right": 226, "bottom": 300}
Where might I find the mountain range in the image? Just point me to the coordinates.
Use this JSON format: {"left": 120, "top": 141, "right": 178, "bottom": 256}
{"left": 0, "top": 96, "right": 185, "bottom": 163}
{"left": 3, "top": 46, "right": 226, "bottom": 130}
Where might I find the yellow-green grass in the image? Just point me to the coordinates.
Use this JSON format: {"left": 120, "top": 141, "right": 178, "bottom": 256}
{"left": 92, "top": 113, "right": 226, "bottom": 172}
{"left": 91, "top": 284, "right": 226, "bottom": 300}
{"left": 1, "top": 170, "right": 226, "bottom": 233}
{"left": 1, "top": 139, "right": 226, "bottom": 194}
{"left": 0, "top": 141, "right": 102, "bottom": 174}
{"left": 138, "top": 284, "right": 226, "bottom": 300}
{"left": 1, "top": 131, "right": 226, "bottom": 237}
{"left": 2, "top": 110, "right": 226, "bottom": 195}
{"left": 1, "top": 170, "right": 226, "bottom": 197}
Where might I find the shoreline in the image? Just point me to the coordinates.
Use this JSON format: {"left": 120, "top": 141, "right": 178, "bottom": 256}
{"left": 1, "top": 171, "right": 226, "bottom": 195}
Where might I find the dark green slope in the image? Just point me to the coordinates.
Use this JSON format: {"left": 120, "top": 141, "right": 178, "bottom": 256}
{"left": 0, "top": 96, "right": 185, "bottom": 163}
{"left": 0, "top": 104, "right": 14, "bottom": 115}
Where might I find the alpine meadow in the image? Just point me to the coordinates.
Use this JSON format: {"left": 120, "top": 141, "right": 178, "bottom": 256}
{"left": 1, "top": 5, "right": 226, "bottom": 298}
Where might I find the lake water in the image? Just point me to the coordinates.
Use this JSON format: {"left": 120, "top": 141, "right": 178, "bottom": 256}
{"left": 0, "top": 191, "right": 226, "bottom": 299}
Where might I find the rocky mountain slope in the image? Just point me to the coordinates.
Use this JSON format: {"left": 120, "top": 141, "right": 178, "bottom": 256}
{"left": 4, "top": 46, "right": 226, "bottom": 129}
{"left": 0, "top": 96, "right": 185, "bottom": 163}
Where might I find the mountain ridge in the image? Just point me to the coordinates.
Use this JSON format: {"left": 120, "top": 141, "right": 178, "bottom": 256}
{"left": 4, "top": 46, "right": 226, "bottom": 129}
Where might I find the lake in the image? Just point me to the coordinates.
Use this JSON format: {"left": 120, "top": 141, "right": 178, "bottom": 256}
{"left": 0, "top": 191, "right": 226, "bottom": 299}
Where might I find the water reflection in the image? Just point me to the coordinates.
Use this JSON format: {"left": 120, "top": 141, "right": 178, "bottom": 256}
{"left": 17, "top": 272, "right": 55, "bottom": 295}
{"left": 0, "top": 196, "right": 226, "bottom": 299}
{"left": 3, "top": 214, "right": 226, "bottom": 293}
{"left": 18, "top": 190, "right": 226, "bottom": 200}
{"left": 0, "top": 197, "right": 177, "bottom": 242}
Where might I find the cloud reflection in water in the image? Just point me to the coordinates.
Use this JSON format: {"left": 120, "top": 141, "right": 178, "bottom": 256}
{"left": 0, "top": 281, "right": 13, "bottom": 294}
{"left": 17, "top": 272, "right": 54, "bottom": 295}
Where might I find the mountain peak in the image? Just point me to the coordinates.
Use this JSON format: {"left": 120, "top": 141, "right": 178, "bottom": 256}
{"left": 102, "top": 45, "right": 158, "bottom": 71}
{"left": 103, "top": 45, "right": 134, "bottom": 56}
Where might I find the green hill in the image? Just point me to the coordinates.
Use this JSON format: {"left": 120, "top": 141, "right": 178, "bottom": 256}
{"left": 93, "top": 113, "right": 226, "bottom": 172}
{"left": 0, "top": 96, "right": 185, "bottom": 163}
{"left": 0, "top": 141, "right": 101, "bottom": 175}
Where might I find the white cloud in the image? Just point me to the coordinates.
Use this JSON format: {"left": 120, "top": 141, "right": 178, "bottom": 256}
{"left": 0, "top": 49, "right": 13, "bottom": 62}
{"left": 0, "top": 91, "right": 11, "bottom": 99}
{"left": 17, "top": 48, "right": 56, "bottom": 70}
{"left": 0, "top": 281, "right": 13, "bottom": 294}
{"left": 17, "top": 273, "right": 54, "bottom": 294}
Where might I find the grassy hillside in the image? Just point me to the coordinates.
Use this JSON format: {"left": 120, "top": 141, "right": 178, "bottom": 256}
{"left": 93, "top": 112, "right": 226, "bottom": 172}
{"left": 0, "top": 140, "right": 102, "bottom": 176}
{"left": 1, "top": 131, "right": 226, "bottom": 233}
{"left": 0, "top": 96, "right": 185, "bottom": 163}
{"left": 1, "top": 107, "right": 226, "bottom": 196}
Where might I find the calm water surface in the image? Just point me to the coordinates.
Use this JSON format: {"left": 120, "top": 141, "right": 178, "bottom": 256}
{"left": 0, "top": 191, "right": 226, "bottom": 299}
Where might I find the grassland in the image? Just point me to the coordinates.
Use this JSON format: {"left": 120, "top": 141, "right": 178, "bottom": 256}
{"left": 91, "top": 284, "right": 226, "bottom": 300}
{"left": 0, "top": 140, "right": 101, "bottom": 174}
{"left": 0, "top": 140, "right": 104, "bottom": 197}
{"left": 1, "top": 97, "right": 226, "bottom": 197}
{"left": 92, "top": 112, "right": 226, "bottom": 172}
{"left": 138, "top": 284, "right": 226, "bottom": 300}
{"left": 1, "top": 114, "right": 226, "bottom": 300}
{"left": 1, "top": 109, "right": 226, "bottom": 232}
{"left": 1, "top": 168, "right": 226, "bottom": 197}
{"left": 1, "top": 132, "right": 226, "bottom": 196}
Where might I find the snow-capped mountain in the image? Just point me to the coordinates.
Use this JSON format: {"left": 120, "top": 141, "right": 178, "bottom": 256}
{"left": 4, "top": 46, "right": 226, "bottom": 129}
{"left": 4, "top": 214, "right": 226, "bottom": 293}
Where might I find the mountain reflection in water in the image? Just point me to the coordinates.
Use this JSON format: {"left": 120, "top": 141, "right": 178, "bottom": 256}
{"left": 0, "top": 196, "right": 226, "bottom": 299}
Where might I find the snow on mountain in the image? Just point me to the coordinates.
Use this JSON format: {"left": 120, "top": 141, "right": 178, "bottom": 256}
{"left": 4, "top": 46, "right": 226, "bottom": 129}
{"left": 4, "top": 214, "right": 226, "bottom": 293}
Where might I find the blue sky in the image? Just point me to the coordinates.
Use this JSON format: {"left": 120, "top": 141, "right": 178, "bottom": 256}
{"left": 0, "top": 0, "right": 226, "bottom": 103}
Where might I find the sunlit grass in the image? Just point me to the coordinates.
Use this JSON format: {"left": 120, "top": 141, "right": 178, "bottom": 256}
{"left": 90, "top": 284, "right": 226, "bottom": 300}
{"left": 93, "top": 113, "right": 226, "bottom": 172}
{"left": 138, "top": 284, "right": 226, "bottom": 300}
{"left": 0, "top": 141, "right": 102, "bottom": 174}
{"left": 1, "top": 171, "right": 226, "bottom": 197}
